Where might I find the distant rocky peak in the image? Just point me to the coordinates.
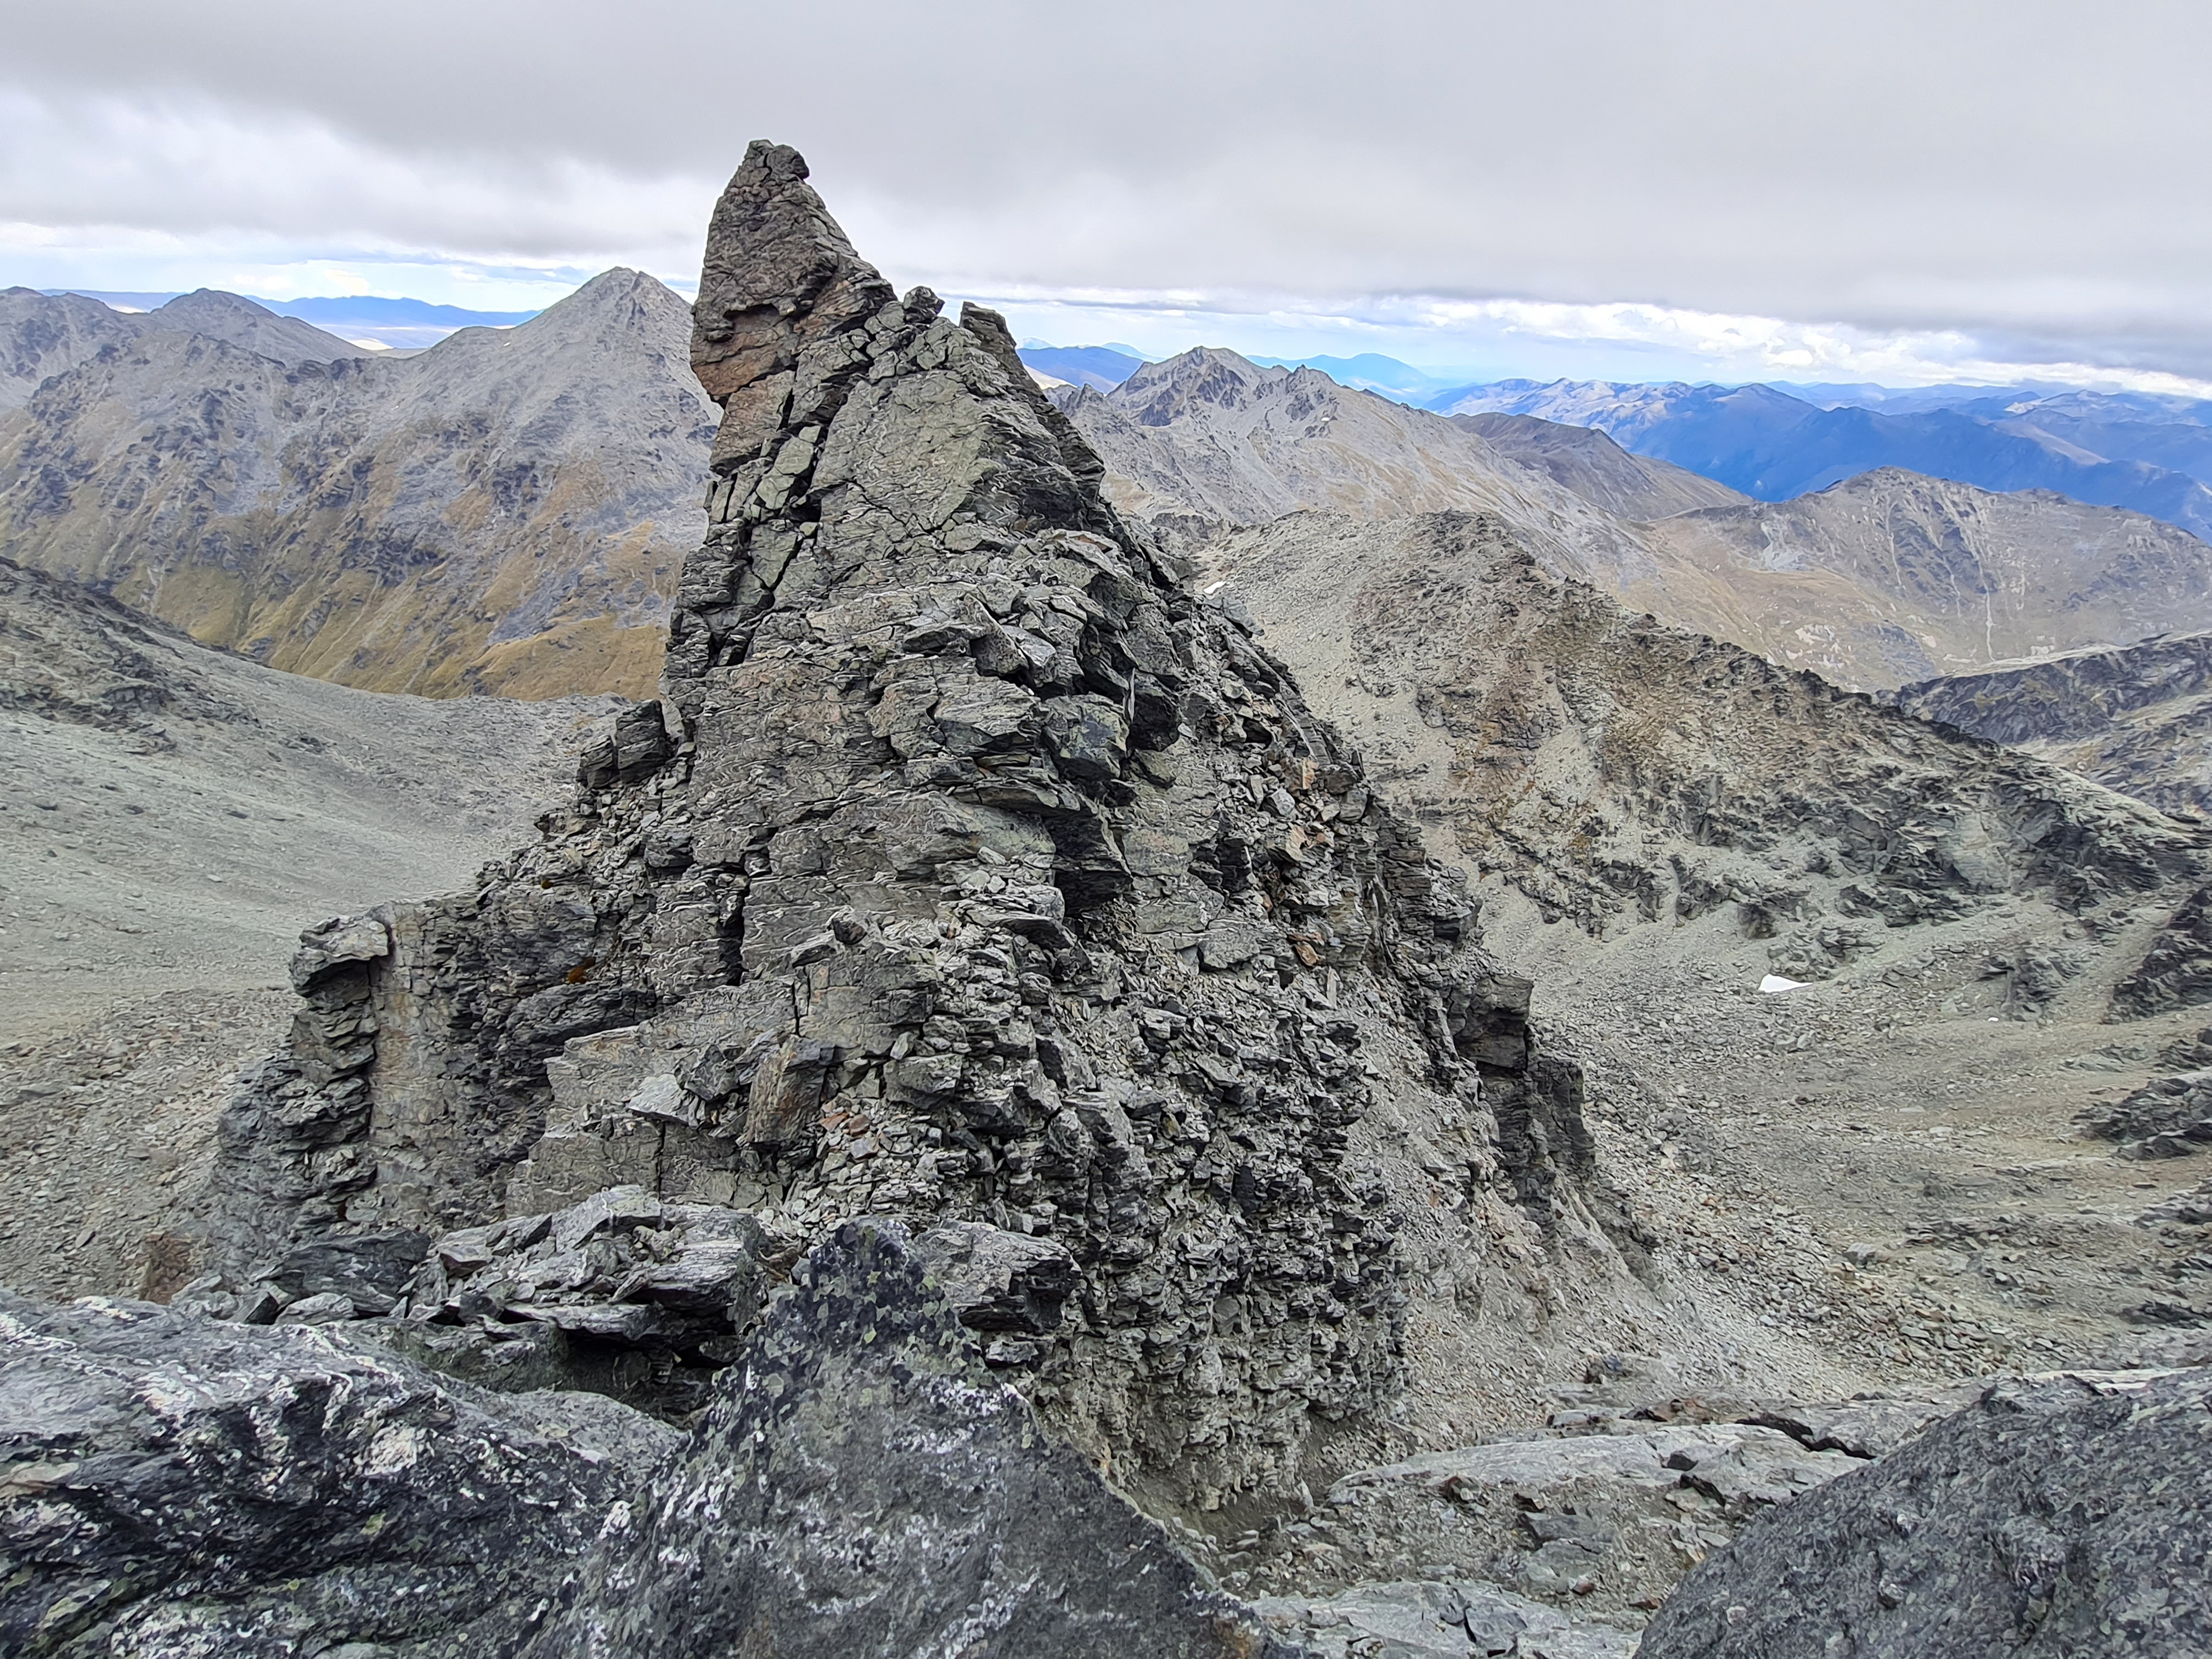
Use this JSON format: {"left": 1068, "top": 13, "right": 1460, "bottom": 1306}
{"left": 154, "top": 287, "right": 281, "bottom": 323}
{"left": 500, "top": 265, "right": 692, "bottom": 351}
{"left": 1115, "top": 347, "right": 1291, "bottom": 424}
{"left": 145, "top": 287, "right": 371, "bottom": 364}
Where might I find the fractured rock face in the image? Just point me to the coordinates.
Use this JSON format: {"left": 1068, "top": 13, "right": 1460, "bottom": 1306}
{"left": 205, "top": 140, "right": 1583, "bottom": 1502}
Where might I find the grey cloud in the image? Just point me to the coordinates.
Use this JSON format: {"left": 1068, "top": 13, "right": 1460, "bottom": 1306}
{"left": 4, "top": 0, "right": 2210, "bottom": 371}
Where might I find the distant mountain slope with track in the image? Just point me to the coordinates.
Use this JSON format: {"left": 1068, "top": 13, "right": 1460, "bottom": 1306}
{"left": 1895, "top": 630, "right": 2212, "bottom": 816}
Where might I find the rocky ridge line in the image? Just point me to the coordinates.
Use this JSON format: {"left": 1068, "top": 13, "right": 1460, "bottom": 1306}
{"left": 1203, "top": 509, "right": 2212, "bottom": 1000}
{"left": 1894, "top": 628, "right": 2212, "bottom": 816}
{"left": 0, "top": 272, "right": 709, "bottom": 699}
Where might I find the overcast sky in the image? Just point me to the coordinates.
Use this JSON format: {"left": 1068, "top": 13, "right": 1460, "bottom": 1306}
{"left": 4, "top": 0, "right": 2208, "bottom": 388}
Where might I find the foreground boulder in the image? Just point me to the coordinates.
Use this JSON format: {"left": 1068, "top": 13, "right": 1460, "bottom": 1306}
{"left": 0, "top": 1291, "right": 673, "bottom": 1656}
{"left": 1637, "top": 1368, "right": 2212, "bottom": 1658}
{"left": 527, "top": 1218, "right": 1300, "bottom": 1656}
{"left": 3, "top": 1224, "right": 1302, "bottom": 1655}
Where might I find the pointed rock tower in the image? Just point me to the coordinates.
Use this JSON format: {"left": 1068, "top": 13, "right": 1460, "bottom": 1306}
{"left": 208, "top": 142, "right": 1587, "bottom": 1503}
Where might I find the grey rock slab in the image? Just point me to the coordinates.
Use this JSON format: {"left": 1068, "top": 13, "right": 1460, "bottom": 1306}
{"left": 1637, "top": 1368, "right": 2212, "bottom": 1659}
{"left": 0, "top": 1290, "right": 668, "bottom": 1656}
{"left": 1256, "top": 1579, "right": 1638, "bottom": 1659}
{"left": 522, "top": 1218, "right": 1302, "bottom": 1658}
{"left": 912, "top": 1218, "right": 1078, "bottom": 1335}
{"left": 1746, "top": 1395, "right": 1954, "bottom": 1459}
{"left": 1333, "top": 1422, "right": 1850, "bottom": 1503}
{"left": 550, "top": 1182, "right": 663, "bottom": 1251}
{"left": 288, "top": 913, "right": 393, "bottom": 992}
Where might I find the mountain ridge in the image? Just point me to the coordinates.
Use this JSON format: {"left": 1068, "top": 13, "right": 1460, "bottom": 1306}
{"left": 1059, "top": 346, "right": 2212, "bottom": 688}
{"left": 1430, "top": 376, "right": 2212, "bottom": 541}
{"left": 1, "top": 285, "right": 369, "bottom": 412}
{"left": 0, "top": 268, "right": 712, "bottom": 698}
{"left": 1894, "top": 629, "right": 2212, "bottom": 816}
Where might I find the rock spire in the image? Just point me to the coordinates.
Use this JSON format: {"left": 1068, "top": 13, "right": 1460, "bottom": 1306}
{"left": 204, "top": 139, "right": 1584, "bottom": 1502}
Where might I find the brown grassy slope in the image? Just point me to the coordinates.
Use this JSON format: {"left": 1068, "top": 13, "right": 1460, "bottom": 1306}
{"left": 0, "top": 270, "right": 706, "bottom": 698}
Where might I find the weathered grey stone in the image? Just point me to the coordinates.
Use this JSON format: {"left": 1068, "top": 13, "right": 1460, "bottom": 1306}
{"left": 371, "top": 1190, "right": 776, "bottom": 1412}
{"left": 521, "top": 1219, "right": 1302, "bottom": 1658}
{"left": 1256, "top": 1579, "right": 1638, "bottom": 1659}
{"left": 912, "top": 1220, "right": 1077, "bottom": 1338}
{"left": 1283, "top": 1421, "right": 1863, "bottom": 1623}
{"left": 551, "top": 1182, "right": 663, "bottom": 1251}
{"left": 0, "top": 1291, "right": 671, "bottom": 1656}
{"left": 575, "top": 699, "right": 673, "bottom": 791}
{"left": 1746, "top": 1395, "right": 1954, "bottom": 1459}
{"left": 689, "top": 142, "right": 896, "bottom": 453}
{"left": 2079, "top": 1066, "right": 2212, "bottom": 1159}
{"left": 272, "top": 1289, "right": 357, "bottom": 1325}
{"left": 204, "top": 139, "right": 1581, "bottom": 1506}
{"left": 287, "top": 912, "right": 392, "bottom": 992}
{"left": 262, "top": 1229, "right": 430, "bottom": 1314}
{"left": 1638, "top": 1369, "right": 2212, "bottom": 1659}
{"left": 2114, "top": 884, "right": 2212, "bottom": 1018}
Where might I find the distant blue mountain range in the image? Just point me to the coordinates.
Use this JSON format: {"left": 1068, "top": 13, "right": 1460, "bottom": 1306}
{"left": 1425, "top": 377, "right": 2212, "bottom": 541}
{"left": 1019, "top": 337, "right": 2212, "bottom": 542}
{"left": 1017, "top": 345, "right": 1152, "bottom": 391}
{"left": 1246, "top": 353, "right": 1455, "bottom": 401}
{"left": 45, "top": 290, "right": 541, "bottom": 349}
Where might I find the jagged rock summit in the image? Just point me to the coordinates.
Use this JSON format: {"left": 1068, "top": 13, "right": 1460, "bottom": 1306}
{"left": 201, "top": 140, "right": 1593, "bottom": 1507}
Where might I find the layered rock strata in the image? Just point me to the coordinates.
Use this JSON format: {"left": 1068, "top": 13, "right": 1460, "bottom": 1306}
{"left": 203, "top": 142, "right": 1582, "bottom": 1501}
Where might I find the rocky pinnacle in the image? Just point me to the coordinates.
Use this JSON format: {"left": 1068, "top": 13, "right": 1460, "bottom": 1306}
{"left": 205, "top": 140, "right": 1582, "bottom": 1504}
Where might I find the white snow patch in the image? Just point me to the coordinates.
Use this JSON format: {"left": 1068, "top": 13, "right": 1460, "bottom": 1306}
{"left": 1759, "top": 974, "right": 1810, "bottom": 994}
